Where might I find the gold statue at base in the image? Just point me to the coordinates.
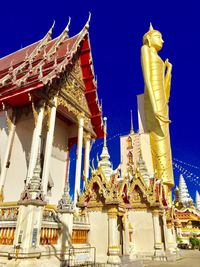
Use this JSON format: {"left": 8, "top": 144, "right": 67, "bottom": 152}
{"left": 141, "top": 24, "right": 174, "bottom": 199}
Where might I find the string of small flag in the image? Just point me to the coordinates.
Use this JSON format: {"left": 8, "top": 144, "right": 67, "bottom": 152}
{"left": 173, "top": 157, "right": 200, "bottom": 170}
{"left": 69, "top": 131, "right": 200, "bottom": 189}
{"left": 173, "top": 161, "right": 200, "bottom": 187}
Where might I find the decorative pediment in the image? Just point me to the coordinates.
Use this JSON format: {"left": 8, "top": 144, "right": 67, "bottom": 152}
{"left": 61, "top": 65, "right": 90, "bottom": 115}
{"left": 128, "top": 176, "right": 156, "bottom": 207}
{"left": 78, "top": 173, "right": 106, "bottom": 206}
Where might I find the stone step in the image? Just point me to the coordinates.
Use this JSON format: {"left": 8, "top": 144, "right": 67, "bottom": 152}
{"left": 121, "top": 260, "right": 144, "bottom": 267}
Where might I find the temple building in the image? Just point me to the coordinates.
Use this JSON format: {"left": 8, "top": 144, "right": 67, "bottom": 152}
{"left": 174, "top": 175, "right": 200, "bottom": 244}
{"left": 0, "top": 16, "right": 105, "bottom": 266}
{"left": 0, "top": 20, "right": 179, "bottom": 266}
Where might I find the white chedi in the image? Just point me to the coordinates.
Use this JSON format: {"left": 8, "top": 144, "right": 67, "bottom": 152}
{"left": 98, "top": 117, "right": 114, "bottom": 180}
{"left": 179, "top": 174, "right": 191, "bottom": 205}
{"left": 196, "top": 191, "right": 200, "bottom": 211}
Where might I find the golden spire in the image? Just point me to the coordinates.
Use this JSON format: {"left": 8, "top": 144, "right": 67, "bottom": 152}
{"left": 149, "top": 22, "right": 154, "bottom": 31}
{"left": 130, "top": 110, "right": 134, "bottom": 134}
{"left": 103, "top": 117, "right": 107, "bottom": 147}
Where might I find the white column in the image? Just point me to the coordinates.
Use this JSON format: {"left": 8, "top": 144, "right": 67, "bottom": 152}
{"left": 74, "top": 114, "right": 84, "bottom": 205}
{"left": 108, "top": 207, "right": 121, "bottom": 264}
{"left": 166, "top": 222, "right": 177, "bottom": 252}
{"left": 62, "top": 148, "right": 70, "bottom": 193}
{"left": 84, "top": 133, "right": 91, "bottom": 184}
{"left": 42, "top": 97, "right": 57, "bottom": 196}
{"left": 152, "top": 210, "right": 163, "bottom": 253}
{"left": 26, "top": 105, "right": 45, "bottom": 184}
{"left": 0, "top": 113, "right": 16, "bottom": 190}
{"left": 123, "top": 215, "right": 130, "bottom": 255}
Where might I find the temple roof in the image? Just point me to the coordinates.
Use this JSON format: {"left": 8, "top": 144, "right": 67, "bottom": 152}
{"left": 175, "top": 208, "right": 200, "bottom": 221}
{"left": 0, "top": 17, "right": 103, "bottom": 138}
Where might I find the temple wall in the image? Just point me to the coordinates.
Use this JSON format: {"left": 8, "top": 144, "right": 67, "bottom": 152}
{"left": 129, "top": 210, "right": 154, "bottom": 254}
{"left": 4, "top": 113, "right": 34, "bottom": 201}
{"left": 0, "top": 111, "right": 9, "bottom": 171}
{"left": 88, "top": 211, "right": 108, "bottom": 262}
{"left": 47, "top": 117, "right": 69, "bottom": 204}
{"left": 2, "top": 112, "right": 71, "bottom": 203}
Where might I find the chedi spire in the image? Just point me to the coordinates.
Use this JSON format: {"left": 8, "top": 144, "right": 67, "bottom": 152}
{"left": 179, "top": 174, "right": 191, "bottom": 205}
{"left": 130, "top": 110, "right": 134, "bottom": 134}
{"left": 196, "top": 191, "right": 200, "bottom": 211}
{"left": 99, "top": 117, "right": 113, "bottom": 180}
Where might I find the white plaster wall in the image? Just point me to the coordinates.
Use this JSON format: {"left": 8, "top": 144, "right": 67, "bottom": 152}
{"left": 120, "top": 134, "right": 140, "bottom": 177}
{"left": 137, "top": 94, "right": 147, "bottom": 133}
{"left": 129, "top": 210, "right": 154, "bottom": 254}
{"left": 88, "top": 211, "right": 108, "bottom": 262}
{"left": 4, "top": 114, "right": 34, "bottom": 201}
{"left": 120, "top": 135, "right": 128, "bottom": 178}
{"left": 0, "top": 111, "right": 9, "bottom": 172}
{"left": 140, "top": 133, "right": 154, "bottom": 177}
{"left": 47, "top": 118, "right": 69, "bottom": 204}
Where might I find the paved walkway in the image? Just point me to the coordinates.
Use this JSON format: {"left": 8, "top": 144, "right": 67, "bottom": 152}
{"left": 144, "top": 250, "right": 200, "bottom": 267}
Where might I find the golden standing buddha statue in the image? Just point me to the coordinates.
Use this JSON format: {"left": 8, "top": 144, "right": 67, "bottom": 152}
{"left": 141, "top": 24, "right": 174, "bottom": 200}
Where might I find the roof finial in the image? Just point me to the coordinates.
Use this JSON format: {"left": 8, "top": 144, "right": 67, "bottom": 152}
{"left": 85, "top": 12, "right": 91, "bottom": 30}
{"left": 47, "top": 20, "right": 56, "bottom": 39}
{"left": 130, "top": 110, "right": 134, "bottom": 134}
{"left": 103, "top": 117, "right": 107, "bottom": 148}
{"left": 64, "top": 17, "right": 71, "bottom": 37}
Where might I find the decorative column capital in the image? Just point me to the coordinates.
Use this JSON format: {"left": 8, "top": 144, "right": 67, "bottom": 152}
{"left": 84, "top": 132, "right": 91, "bottom": 144}
{"left": 152, "top": 209, "right": 160, "bottom": 216}
{"left": 5, "top": 109, "right": 16, "bottom": 133}
{"left": 108, "top": 207, "right": 118, "bottom": 218}
{"left": 77, "top": 112, "right": 85, "bottom": 123}
{"left": 167, "top": 221, "right": 173, "bottom": 229}
{"left": 31, "top": 101, "right": 45, "bottom": 126}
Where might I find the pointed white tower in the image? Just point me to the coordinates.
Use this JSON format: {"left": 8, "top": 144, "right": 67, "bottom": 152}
{"left": 130, "top": 110, "right": 134, "bottom": 134}
{"left": 179, "top": 174, "right": 191, "bottom": 205}
{"left": 196, "top": 191, "right": 200, "bottom": 211}
{"left": 98, "top": 117, "right": 113, "bottom": 180}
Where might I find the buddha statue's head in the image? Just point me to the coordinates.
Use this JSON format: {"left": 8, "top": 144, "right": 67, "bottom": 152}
{"left": 143, "top": 23, "right": 164, "bottom": 51}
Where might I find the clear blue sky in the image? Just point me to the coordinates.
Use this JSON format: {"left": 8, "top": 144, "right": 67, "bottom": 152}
{"left": 0, "top": 0, "right": 199, "bottom": 200}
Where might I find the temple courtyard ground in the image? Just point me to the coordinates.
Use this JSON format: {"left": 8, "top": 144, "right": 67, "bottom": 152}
{"left": 144, "top": 250, "right": 200, "bottom": 267}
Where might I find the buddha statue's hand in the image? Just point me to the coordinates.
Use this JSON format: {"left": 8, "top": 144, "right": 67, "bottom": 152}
{"left": 155, "top": 112, "right": 171, "bottom": 123}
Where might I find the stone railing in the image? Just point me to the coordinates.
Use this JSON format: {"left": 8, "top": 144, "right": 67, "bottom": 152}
{"left": 0, "top": 206, "right": 19, "bottom": 221}
{"left": 41, "top": 207, "right": 61, "bottom": 245}
{"left": 42, "top": 208, "right": 60, "bottom": 223}
{"left": 73, "top": 214, "right": 90, "bottom": 225}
